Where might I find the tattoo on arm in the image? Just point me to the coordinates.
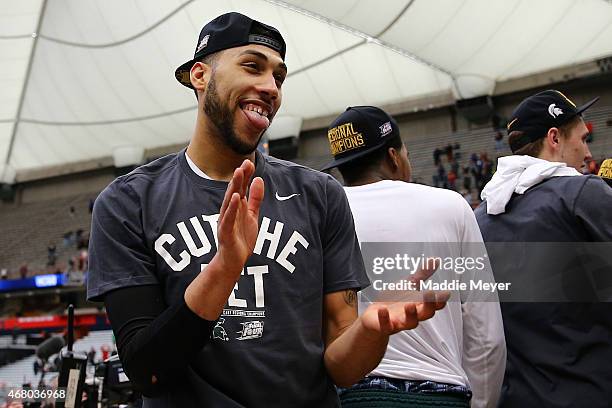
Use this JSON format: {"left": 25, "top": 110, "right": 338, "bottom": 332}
{"left": 343, "top": 290, "right": 357, "bottom": 308}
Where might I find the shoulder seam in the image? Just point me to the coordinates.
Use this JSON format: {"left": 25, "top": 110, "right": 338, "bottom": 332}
{"left": 122, "top": 156, "right": 179, "bottom": 183}
{"left": 266, "top": 158, "right": 322, "bottom": 174}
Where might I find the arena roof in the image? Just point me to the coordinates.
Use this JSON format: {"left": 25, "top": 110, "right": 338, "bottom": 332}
{"left": 2, "top": 0, "right": 612, "bottom": 183}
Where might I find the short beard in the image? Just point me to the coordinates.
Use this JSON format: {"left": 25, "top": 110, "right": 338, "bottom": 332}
{"left": 204, "top": 75, "right": 262, "bottom": 155}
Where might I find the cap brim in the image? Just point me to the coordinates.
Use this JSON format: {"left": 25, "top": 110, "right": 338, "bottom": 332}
{"left": 320, "top": 142, "right": 389, "bottom": 171}
{"left": 576, "top": 96, "right": 599, "bottom": 115}
{"left": 175, "top": 59, "right": 196, "bottom": 89}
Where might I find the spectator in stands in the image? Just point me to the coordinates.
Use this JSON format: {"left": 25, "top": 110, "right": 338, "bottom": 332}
{"left": 76, "top": 230, "right": 89, "bottom": 250}
{"left": 585, "top": 158, "right": 599, "bottom": 175}
{"left": 433, "top": 147, "right": 442, "bottom": 165}
{"left": 101, "top": 344, "right": 110, "bottom": 362}
{"left": 63, "top": 231, "right": 74, "bottom": 248}
{"left": 479, "top": 153, "right": 494, "bottom": 193}
{"left": 1, "top": 268, "right": 7, "bottom": 280}
{"left": 450, "top": 158, "right": 460, "bottom": 175}
{"left": 46, "top": 243, "right": 57, "bottom": 267}
{"left": 462, "top": 166, "right": 472, "bottom": 191}
{"left": 469, "top": 153, "right": 481, "bottom": 188}
{"left": 19, "top": 263, "right": 28, "bottom": 279}
{"left": 67, "top": 257, "right": 76, "bottom": 274}
{"left": 453, "top": 141, "right": 461, "bottom": 160}
{"left": 447, "top": 169, "right": 457, "bottom": 190}
{"left": 88, "top": 347, "right": 97, "bottom": 365}
{"left": 437, "top": 163, "right": 448, "bottom": 188}
{"left": 494, "top": 131, "right": 504, "bottom": 152}
{"left": 69, "top": 206, "right": 76, "bottom": 218}
{"left": 88, "top": 198, "right": 95, "bottom": 214}
{"left": 77, "top": 250, "right": 88, "bottom": 272}
{"left": 445, "top": 143, "right": 454, "bottom": 161}
{"left": 470, "top": 152, "right": 478, "bottom": 165}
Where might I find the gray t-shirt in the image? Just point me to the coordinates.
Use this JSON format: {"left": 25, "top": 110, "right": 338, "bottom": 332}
{"left": 87, "top": 149, "right": 369, "bottom": 407}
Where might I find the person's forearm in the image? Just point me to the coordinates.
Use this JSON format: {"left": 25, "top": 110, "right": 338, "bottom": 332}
{"left": 119, "top": 301, "right": 215, "bottom": 395}
{"left": 184, "top": 254, "right": 242, "bottom": 320}
{"left": 105, "top": 286, "right": 216, "bottom": 396}
{"left": 324, "top": 316, "right": 389, "bottom": 387}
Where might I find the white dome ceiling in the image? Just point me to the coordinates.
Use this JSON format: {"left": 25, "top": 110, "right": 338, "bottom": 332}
{"left": 2, "top": 0, "right": 612, "bottom": 181}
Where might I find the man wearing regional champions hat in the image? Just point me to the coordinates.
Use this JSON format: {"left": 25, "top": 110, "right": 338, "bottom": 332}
{"left": 323, "top": 106, "right": 506, "bottom": 407}
{"left": 474, "top": 90, "right": 612, "bottom": 407}
{"left": 87, "top": 12, "right": 447, "bottom": 407}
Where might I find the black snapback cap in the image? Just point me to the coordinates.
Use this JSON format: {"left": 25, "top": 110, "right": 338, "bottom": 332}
{"left": 507, "top": 89, "right": 599, "bottom": 153}
{"left": 321, "top": 106, "right": 400, "bottom": 171}
{"left": 175, "top": 12, "right": 286, "bottom": 89}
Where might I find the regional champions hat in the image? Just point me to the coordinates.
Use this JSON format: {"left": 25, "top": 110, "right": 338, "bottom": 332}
{"left": 598, "top": 158, "right": 612, "bottom": 187}
{"left": 321, "top": 106, "right": 400, "bottom": 171}
{"left": 507, "top": 89, "right": 599, "bottom": 153}
{"left": 175, "top": 12, "right": 286, "bottom": 89}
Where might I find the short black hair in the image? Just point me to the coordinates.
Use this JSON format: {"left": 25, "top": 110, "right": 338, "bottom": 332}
{"left": 337, "top": 133, "right": 403, "bottom": 183}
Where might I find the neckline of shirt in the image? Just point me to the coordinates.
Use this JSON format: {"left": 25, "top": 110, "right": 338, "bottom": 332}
{"left": 178, "top": 148, "right": 266, "bottom": 189}
{"left": 185, "top": 150, "right": 212, "bottom": 179}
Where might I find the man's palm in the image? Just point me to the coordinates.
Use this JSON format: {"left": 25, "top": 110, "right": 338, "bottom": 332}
{"left": 217, "top": 160, "right": 264, "bottom": 273}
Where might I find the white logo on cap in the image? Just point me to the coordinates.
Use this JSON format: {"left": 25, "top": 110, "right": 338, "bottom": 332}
{"left": 196, "top": 34, "right": 210, "bottom": 53}
{"left": 548, "top": 103, "right": 563, "bottom": 118}
{"left": 379, "top": 121, "right": 392, "bottom": 137}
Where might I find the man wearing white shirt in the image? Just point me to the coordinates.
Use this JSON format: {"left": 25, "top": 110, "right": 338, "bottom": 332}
{"left": 322, "top": 106, "right": 506, "bottom": 408}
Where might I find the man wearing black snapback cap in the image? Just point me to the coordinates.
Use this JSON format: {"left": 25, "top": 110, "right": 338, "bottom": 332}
{"left": 87, "top": 12, "right": 446, "bottom": 407}
{"left": 475, "top": 90, "right": 612, "bottom": 407}
{"left": 323, "top": 106, "right": 505, "bottom": 408}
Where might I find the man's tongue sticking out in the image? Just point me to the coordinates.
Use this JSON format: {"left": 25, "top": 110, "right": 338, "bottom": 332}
{"left": 242, "top": 104, "right": 270, "bottom": 131}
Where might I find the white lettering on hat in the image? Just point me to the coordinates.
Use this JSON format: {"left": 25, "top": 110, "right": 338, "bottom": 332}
{"left": 548, "top": 103, "right": 563, "bottom": 118}
{"left": 196, "top": 34, "right": 210, "bottom": 53}
{"left": 379, "top": 121, "right": 392, "bottom": 137}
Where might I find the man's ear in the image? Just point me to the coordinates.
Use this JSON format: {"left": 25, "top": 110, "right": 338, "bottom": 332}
{"left": 387, "top": 147, "right": 400, "bottom": 171}
{"left": 190, "top": 61, "right": 210, "bottom": 92}
{"left": 545, "top": 127, "right": 561, "bottom": 150}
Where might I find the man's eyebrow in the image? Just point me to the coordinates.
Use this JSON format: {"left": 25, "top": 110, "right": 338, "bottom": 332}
{"left": 238, "top": 49, "right": 288, "bottom": 73}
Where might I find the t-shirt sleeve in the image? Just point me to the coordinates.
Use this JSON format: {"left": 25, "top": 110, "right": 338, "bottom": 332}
{"left": 574, "top": 176, "right": 612, "bottom": 241}
{"left": 321, "top": 176, "right": 370, "bottom": 293}
{"left": 87, "top": 179, "right": 158, "bottom": 301}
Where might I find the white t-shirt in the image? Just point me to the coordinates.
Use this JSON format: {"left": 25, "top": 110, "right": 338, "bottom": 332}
{"left": 344, "top": 180, "right": 506, "bottom": 408}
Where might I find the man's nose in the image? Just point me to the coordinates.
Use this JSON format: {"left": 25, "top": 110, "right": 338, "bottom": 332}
{"left": 585, "top": 145, "right": 593, "bottom": 161}
{"left": 255, "top": 72, "right": 279, "bottom": 101}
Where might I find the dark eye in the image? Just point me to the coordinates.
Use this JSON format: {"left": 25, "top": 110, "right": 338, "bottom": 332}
{"left": 274, "top": 73, "right": 285, "bottom": 86}
{"left": 243, "top": 62, "right": 259, "bottom": 71}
